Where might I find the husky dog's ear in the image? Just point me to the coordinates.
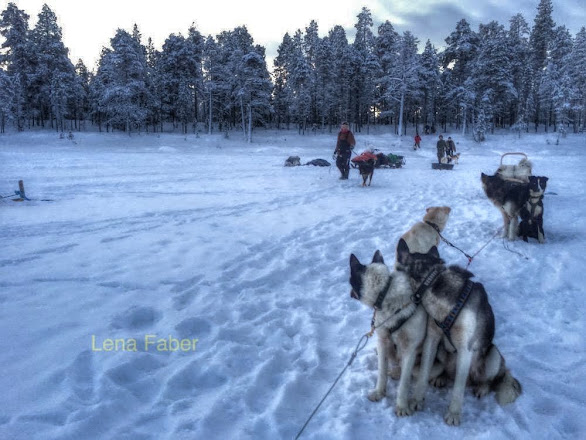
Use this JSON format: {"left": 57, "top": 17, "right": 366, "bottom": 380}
{"left": 350, "top": 254, "right": 364, "bottom": 272}
{"left": 372, "top": 250, "right": 385, "bottom": 264}
{"left": 427, "top": 246, "right": 440, "bottom": 259}
{"left": 396, "top": 239, "right": 410, "bottom": 265}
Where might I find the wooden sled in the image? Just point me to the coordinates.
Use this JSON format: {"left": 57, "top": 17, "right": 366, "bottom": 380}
{"left": 432, "top": 163, "right": 454, "bottom": 170}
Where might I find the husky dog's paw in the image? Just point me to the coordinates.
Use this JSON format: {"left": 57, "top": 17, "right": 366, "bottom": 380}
{"left": 444, "top": 410, "right": 461, "bottom": 426}
{"left": 388, "top": 365, "right": 401, "bottom": 381}
{"left": 395, "top": 404, "right": 413, "bottom": 417}
{"left": 474, "top": 384, "right": 490, "bottom": 398}
{"left": 367, "top": 389, "right": 386, "bottom": 402}
{"left": 430, "top": 374, "right": 447, "bottom": 388}
{"left": 409, "top": 398, "right": 425, "bottom": 412}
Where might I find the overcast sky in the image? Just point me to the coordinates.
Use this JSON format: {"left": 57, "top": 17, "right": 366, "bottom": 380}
{"left": 9, "top": 0, "right": 586, "bottom": 69}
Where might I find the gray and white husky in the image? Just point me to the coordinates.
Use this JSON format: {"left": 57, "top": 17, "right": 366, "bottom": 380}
{"left": 395, "top": 238, "right": 522, "bottom": 425}
{"left": 349, "top": 250, "right": 428, "bottom": 416}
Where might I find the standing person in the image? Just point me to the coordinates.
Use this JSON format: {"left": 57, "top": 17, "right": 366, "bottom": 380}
{"left": 333, "top": 122, "right": 356, "bottom": 179}
{"left": 414, "top": 133, "right": 421, "bottom": 150}
{"left": 436, "top": 134, "right": 447, "bottom": 163}
{"left": 446, "top": 136, "right": 456, "bottom": 162}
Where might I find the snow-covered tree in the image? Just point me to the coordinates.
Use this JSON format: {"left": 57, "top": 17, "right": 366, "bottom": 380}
{"left": 418, "top": 40, "right": 441, "bottom": 132}
{"left": 28, "top": 4, "right": 77, "bottom": 130}
{"left": 568, "top": 27, "right": 586, "bottom": 131}
{"left": 352, "top": 7, "right": 380, "bottom": 131}
{"left": 442, "top": 19, "right": 479, "bottom": 134}
{"left": 159, "top": 33, "right": 199, "bottom": 133}
{"left": 508, "top": 14, "right": 532, "bottom": 131}
{"left": 380, "top": 31, "right": 420, "bottom": 135}
{"left": 529, "top": 0, "right": 556, "bottom": 129}
{"left": 471, "top": 21, "right": 517, "bottom": 131}
{"left": 91, "top": 28, "right": 148, "bottom": 132}
{"left": 375, "top": 20, "right": 399, "bottom": 125}
{"left": 0, "top": 2, "right": 30, "bottom": 130}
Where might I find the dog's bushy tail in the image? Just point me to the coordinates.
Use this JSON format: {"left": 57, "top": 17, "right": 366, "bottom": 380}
{"left": 494, "top": 369, "right": 522, "bottom": 406}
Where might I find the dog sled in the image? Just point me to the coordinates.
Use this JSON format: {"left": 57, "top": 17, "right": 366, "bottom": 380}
{"left": 432, "top": 162, "right": 454, "bottom": 170}
{"left": 382, "top": 153, "right": 406, "bottom": 168}
{"left": 352, "top": 150, "right": 405, "bottom": 169}
{"left": 496, "top": 152, "right": 532, "bottom": 182}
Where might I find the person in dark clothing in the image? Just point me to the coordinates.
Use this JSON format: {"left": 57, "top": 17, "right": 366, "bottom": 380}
{"left": 436, "top": 134, "right": 447, "bottom": 163}
{"left": 333, "top": 122, "right": 356, "bottom": 179}
{"left": 446, "top": 136, "right": 456, "bottom": 163}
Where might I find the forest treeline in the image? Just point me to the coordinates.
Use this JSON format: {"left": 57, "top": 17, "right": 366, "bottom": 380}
{"left": 0, "top": 1, "right": 585, "bottom": 140}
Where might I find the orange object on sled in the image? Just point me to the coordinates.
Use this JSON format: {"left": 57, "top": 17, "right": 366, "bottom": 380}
{"left": 351, "top": 151, "right": 377, "bottom": 163}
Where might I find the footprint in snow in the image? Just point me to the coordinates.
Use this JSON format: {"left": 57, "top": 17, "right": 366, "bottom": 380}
{"left": 110, "top": 306, "right": 162, "bottom": 330}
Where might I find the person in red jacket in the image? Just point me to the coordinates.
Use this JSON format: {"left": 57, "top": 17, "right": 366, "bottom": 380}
{"left": 414, "top": 133, "right": 421, "bottom": 150}
{"left": 333, "top": 122, "right": 356, "bottom": 179}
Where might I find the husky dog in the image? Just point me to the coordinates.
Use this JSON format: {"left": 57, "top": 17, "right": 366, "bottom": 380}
{"left": 395, "top": 239, "right": 522, "bottom": 425}
{"left": 496, "top": 158, "right": 532, "bottom": 182}
{"left": 357, "top": 160, "right": 375, "bottom": 187}
{"left": 284, "top": 156, "right": 301, "bottom": 167}
{"left": 519, "top": 176, "right": 548, "bottom": 243}
{"left": 481, "top": 173, "right": 530, "bottom": 240}
{"left": 398, "top": 207, "right": 451, "bottom": 256}
{"left": 449, "top": 153, "right": 460, "bottom": 165}
{"left": 349, "top": 251, "right": 428, "bottom": 416}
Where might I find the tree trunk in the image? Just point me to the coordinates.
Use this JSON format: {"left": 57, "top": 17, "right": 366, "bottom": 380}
{"left": 398, "top": 90, "right": 405, "bottom": 136}
{"left": 247, "top": 104, "right": 252, "bottom": 143}
{"left": 240, "top": 96, "right": 246, "bottom": 140}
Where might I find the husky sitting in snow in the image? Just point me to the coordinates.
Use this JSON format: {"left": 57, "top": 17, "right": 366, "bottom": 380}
{"left": 349, "top": 251, "right": 429, "bottom": 416}
{"left": 397, "top": 206, "right": 451, "bottom": 257}
{"left": 395, "top": 240, "right": 522, "bottom": 425}
{"left": 519, "top": 176, "right": 548, "bottom": 243}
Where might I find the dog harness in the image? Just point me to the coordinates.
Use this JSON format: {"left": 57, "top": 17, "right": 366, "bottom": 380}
{"left": 370, "top": 275, "right": 420, "bottom": 335}
{"left": 373, "top": 276, "right": 393, "bottom": 310}
{"left": 410, "top": 268, "right": 440, "bottom": 305}
{"left": 434, "top": 279, "right": 475, "bottom": 350}
{"left": 411, "top": 267, "right": 475, "bottom": 351}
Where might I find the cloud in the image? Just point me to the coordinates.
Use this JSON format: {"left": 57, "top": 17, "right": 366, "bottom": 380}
{"left": 371, "top": 0, "right": 585, "bottom": 51}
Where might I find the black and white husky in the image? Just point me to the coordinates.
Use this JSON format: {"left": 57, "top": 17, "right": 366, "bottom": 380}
{"left": 519, "top": 176, "right": 548, "bottom": 243}
{"left": 349, "top": 251, "right": 428, "bottom": 416}
{"left": 395, "top": 239, "right": 522, "bottom": 425}
{"left": 481, "top": 173, "right": 530, "bottom": 240}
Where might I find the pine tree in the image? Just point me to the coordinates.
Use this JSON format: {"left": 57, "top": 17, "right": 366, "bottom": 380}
{"left": 442, "top": 19, "right": 479, "bottom": 134}
{"left": 472, "top": 21, "right": 517, "bottom": 132}
{"left": 272, "top": 33, "right": 294, "bottom": 129}
{"left": 202, "top": 35, "right": 222, "bottom": 134}
{"left": 375, "top": 21, "right": 399, "bottom": 126}
{"left": 327, "top": 25, "right": 352, "bottom": 125}
{"left": 508, "top": 14, "right": 531, "bottom": 133}
{"left": 380, "top": 31, "right": 420, "bottom": 135}
{"left": 569, "top": 28, "right": 586, "bottom": 131}
{"left": 159, "top": 33, "right": 199, "bottom": 133}
{"left": 29, "top": 4, "right": 77, "bottom": 130}
{"left": 304, "top": 20, "right": 321, "bottom": 126}
{"left": 418, "top": 40, "right": 441, "bottom": 132}
{"left": 539, "top": 25, "right": 574, "bottom": 132}
{"left": 529, "top": 0, "right": 556, "bottom": 130}
{"left": 92, "top": 29, "right": 149, "bottom": 133}
{"left": 352, "top": 7, "right": 380, "bottom": 131}
{"left": 0, "top": 2, "right": 31, "bottom": 130}
{"left": 289, "top": 30, "right": 311, "bottom": 133}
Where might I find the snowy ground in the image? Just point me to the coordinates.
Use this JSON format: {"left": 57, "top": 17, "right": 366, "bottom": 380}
{"left": 1, "top": 128, "right": 585, "bottom": 440}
